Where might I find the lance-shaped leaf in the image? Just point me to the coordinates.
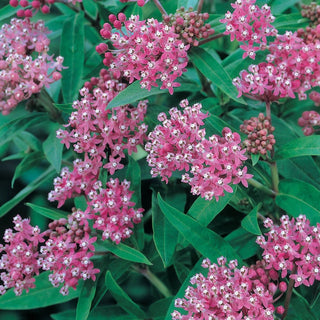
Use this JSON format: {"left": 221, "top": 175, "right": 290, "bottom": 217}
{"left": 26, "top": 203, "right": 68, "bottom": 221}
{"left": 43, "top": 129, "right": 64, "bottom": 173}
{"left": 76, "top": 280, "right": 97, "bottom": 320}
{"left": 241, "top": 203, "right": 262, "bottom": 235}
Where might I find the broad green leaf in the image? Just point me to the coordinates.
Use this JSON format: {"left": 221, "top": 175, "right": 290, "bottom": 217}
{"left": 147, "top": 297, "right": 173, "bottom": 320}
{"left": 0, "top": 271, "right": 80, "bottom": 310}
{"left": 285, "top": 292, "right": 317, "bottom": 320}
{"left": 276, "top": 179, "right": 320, "bottom": 225}
{"left": 189, "top": 47, "right": 246, "bottom": 104}
{"left": 241, "top": 203, "right": 262, "bottom": 235}
{"left": 174, "top": 261, "right": 191, "bottom": 284}
{"left": 61, "top": 12, "right": 85, "bottom": 103}
{"left": 187, "top": 186, "right": 235, "bottom": 226}
{"left": 271, "top": 0, "right": 299, "bottom": 14}
{"left": 17, "top": 131, "right": 42, "bottom": 152}
{"left": 158, "top": 194, "right": 243, "bottom": 263}
{"left": 105, "top": 272, "right": 145, "bottom": 319}
{"left": 76, "top": 280, "right": 96, "bottom": 320}
{"left": 275, "top": 136, "right": 320, "bottom": 160}
{"left": 152, "top": 192, "right": 179, "bottom": 268}
{"left": 11, "top": 151, "right": 44, "bottom": 187}
{"left": 251, "top": 153, "right": 260, "bottom": 166}
{"left": 74, "top": 196, "right": 88, "bottom": 211}
{"left": 97, "top": 240, "right": 152, "bottom": 265}
{"left": 0, "top": 4, "right": 16, "bottom": 20}
{"left": 83, "top": 0, "right": 98, "bottom": 19}
{"left": 273, "top": 13, "right": 308, "bottom": 32}
{"left": 26, "top": 203, "right": 69, "bottom": 220}
{"left": 43, "top": 129, "right": 64, "bottom": 173}
{"left": 107, "top": 81, "right": 200, "bottom": 109}
{"left": 0, "top": 167, "right": 56, "bottom": 218}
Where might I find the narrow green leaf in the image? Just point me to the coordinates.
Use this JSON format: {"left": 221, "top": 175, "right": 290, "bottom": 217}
{"left": 147, "top": 297, "right": 173, "bottom": 320}
{"left": 275, "top": 136, "right": 320, "bottom": 160}
{"left": 11, "top": 151, "right": 44, "bottom": 188}
{"left": 0, "top": 271, "right": 80, "bottom": 310}
{"left": 76, "top": 280, "right": 96, "bottom": 320}
{"left": 187, "top": 186, "right": 235, "bottom": 226}
{"left": 74, "top": 196, "right": 88, "bottom": 211}
{"left": 17, "top": 131, "right": 42, "bottom": 152}
{"left": 107, "top": 81, "right": 200, "bottom": 109}
{"left": 189, "top": 47, "right": 246, "bottom": 104}
{"left": 126, "top": 157, "right": 141, "bottom": 207}
{"left": 61, "top": 12, "right": 85, "bottom": 103}
{"left": 105, "top": 271, "right": 145, "bottom": 319}
{"left": 53, "top": 103, "right": 73, "bottom": 114}
{"left": 158, "top": 194, "right": 243, "bottom": 263}
{"left": 205, "top": 114, "right": 243, "bottom": 138}
{"left": 271, "top": 0, "right": 299, "bottom": 14}
{"left": 273, "top": 13, "right": 308, "bottom": 32}
{"left": 97, "top": 240, "right": 152, "bottom": 265}
{"left": 43, "top": 130, "right": 64, "bottom": 173}
{"left": 0, "top": 167, "right": 56, "bottom": 218}
{"left": 285, "top": 292, "right": 317, "bottom": 320}
{"left": 251, "top": 153, "right": 260, "bottom": 166}
{"left": 82, "top": 0, "right": 98, "bottom": 19}
{"left": 241, "top": 203, "right": 262, "bottom": 235}
{"left": 0, "top": 4, "right": 17, "bottom": 20}
{"left": 174, "top": 261, "right": 190, "bottom": 284}
{"left": 26, "top": 203, "right": 69, "bottom": 220}
{"left": 276, "top": 179, "right": 320, "bottom": 225}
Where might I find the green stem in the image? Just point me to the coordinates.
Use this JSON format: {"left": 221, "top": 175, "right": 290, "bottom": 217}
{"left": 133, "top": 266, "right": 172, "bottom": 298}
{"left": 38, "top": 89, "right": 64, "bottom": 124}
{"left": 197, "top": 0, "right": 204, "bottom": 13}
{"left": 152, "top": 0, "right": 168, "bottom": 17}
{"left": 270, "top": 161, "right": 279, "bottom": 193}
{"left": 248, "top": 178, "right": 276, "bottom": 197}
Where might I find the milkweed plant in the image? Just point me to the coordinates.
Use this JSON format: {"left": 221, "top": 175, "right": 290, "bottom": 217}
{"left": 0, "top": 0, "right": 319, "bottom": 319}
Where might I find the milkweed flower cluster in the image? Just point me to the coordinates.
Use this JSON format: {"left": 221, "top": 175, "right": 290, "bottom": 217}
{"left": 220, "top": 0, "right": 276, "bottom": 59}
{"left": 163, "top": 8, "right": 215, "bottom": 47}
{"left": 240, "top": 113, "right": 275, "bottom": 155}
{"left": 96, "top": 14, "right": 189, "bottom": 94}
{"left": 233, "top": 31, "right": 320, "bottom": 101}
{"left": 310, "top": 90, "right": 320, "bottom": 106}
{"left": 145, "top": 100, "right": 251, "bottom": 201}
{"left": 301, "top": 2, "right": 320, "bottom": 27}
{"left": 172, "top": 257, "right": 282, "bottom": 320}
{"left": 298, "top": 110, "right": 320, "bottom": 136}
{"left": 257, "top": 215, "right": 320, "bottom": 287}
{"left": 0, "top": 18, "right": 63, "bottom": 115}
{"left": 297, "top": 25, "right": 320, "bottom": 44}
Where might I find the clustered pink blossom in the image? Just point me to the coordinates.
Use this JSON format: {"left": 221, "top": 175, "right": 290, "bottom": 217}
{"left": 172, "top": 257, "right": 284, "bottom": 320}
{"left": 298, "top": 110, "right": 320, "bottom": 135}
{"left": 163, "top": 8, "right": 215, "bottom": 47}
{"left": 220, "top": 0, "right": 277, "bottom": 59}
{"left": 119, "top": 0, "right": 147, "bottom": 6}
{"left": 257, "top": 215, "right": 320, "bottom": 287}
{"left": 145, "top": 99, "right": 252, "bottom": 201}
{"left": 96, "top": 14, "right": 189, "bottom": 94}
{"left": 39, "top": 209, "right": 99, "bottom": 296}
{"left": 0, "top": 18, "right": 63, "bottom": 115}
{"left": 240, "top": 113, "right": 275, "bottom": 155}
{"left": 301, "top": 2, "right": 320, "bottom": 27}
{"left": 86, "top": 178, "right": 144, "bottom": 244}
{"left": 233, "top": 31, "right": 320, "bottom": 101}
{"left": 0, "top": 215, "right": 45, "bottom": 296}
{"left": 297, "top": 25, "right": 320, "bottom": 44}
{"left": 9, "top": 0, "right": 82, "bottom": 17}
{"left": 309, "top": 90, "right": 320, "bottom": 106}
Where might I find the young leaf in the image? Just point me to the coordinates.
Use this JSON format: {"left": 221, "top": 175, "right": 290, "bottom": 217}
{"left": 126, "top": 157, "right": 141, "bottom": 207}
{"left": 82, "top": 0, "right": 98, "bottom": 19}
{"left": 43, "top": 129, "right": 64, "bottom": 173}
{"left": 241, "top": 203, "right": 262, "bottom": 235}
{"left": 251, "top": 153, "right": 260, "bottom": 166}
{"left": 105, "top": 271, "right": 145, "bottom": 319}
{"left": 157, "top": 194, "right": 243, "bottom": 263}
{"left": 26, "top": 203, "right": 69, "bottom": 220}
{"left": 76, "top": 280, "right": 97, "bottom": 320}
{"left": 276, "top": 179, "right": 320, "bottom": 225}
{"left": 61, "top": 12, "right": 85, "bottom": 103}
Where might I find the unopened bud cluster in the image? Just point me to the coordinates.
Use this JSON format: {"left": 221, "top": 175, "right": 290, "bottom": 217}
{"left": 240, "top": 113, "right": 275, "bottom": 155}
{"left": 163, "top": 8, "right": 214, "bottom": 47}
{"left": 301, "top": 2, "right": 320, "bottom": 27}
{"left": 297, "top": 25, "right": 320, "bottom": 44}
{"left": 298, "top": 110, "right": 320, "bottom": 136}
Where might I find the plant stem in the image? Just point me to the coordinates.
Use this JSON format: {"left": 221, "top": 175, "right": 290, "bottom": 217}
{"left": 38, "top": 89, "right": 64, "bottom": 124}
{"left": 198, "top": 33, "right": 225, "bottom": 45}
{"left": 197, "top": 0, "right": 204, "bottom": 13}
{"left": 133, "top": 266, "right": 172, "bottom": 298}
{"left": 248, "top": 178, "right": 276, "bottom": 197}
{"left": 153, "top": 0, "right": 168, "bottom": 17}
{"left": 282, "top": 275, "right": 296, "bottom": 319}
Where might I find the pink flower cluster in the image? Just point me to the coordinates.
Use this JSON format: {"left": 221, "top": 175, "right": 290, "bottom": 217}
{"left": 298, "top": 110, "right": 320, "bottom": 135}
{"left": 0, "top": 215, "right": 44, "bottom": 296}
{"left": 96, "top": 14, "right": 189, "bottom": 94}
{"left": 220, "top": 0, "right": 277, "bottom": 59}
{"left": 9, "top": 0, "right": 82, "bottom": 17}
{"left": 0, "top": 18, "right": 63, "bottom": 115}
{"left": 309, "top": 90, "right": 320, "bottom": 106}
{"left": 39, "top": 209, "right": 99, "bottom": 296}
{"left": 86, "top": 178, "right": 144, "bottom": 244}
{"left": 257, "top": 215, "right": 320, "bottom": 287}
{"left": 119, "top": 0, "right": 147, "bottom": 6}
{"left": 145, "top": 99, "right": 252, "bottom": 201}
{"left": 172, "top": 257, "right": 283, "bottom": 320}
{"left": 233, "top": 31, "right": 320, "bottom": 101}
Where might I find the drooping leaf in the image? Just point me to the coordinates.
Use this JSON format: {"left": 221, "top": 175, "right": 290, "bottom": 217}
{"left": 26, "top": 203, "right": 69, "bottom": 221}
{"left": 61, "top": 12, "right": 85, "bottom": 103}
{"left": 76, "top": 280, "right": 97, "bottom": 320}
{"left": 43, "top": 129, "right": 64, "bottom": 173}
{"left": 241, "top": 203, "right": 262, "bottom": 235}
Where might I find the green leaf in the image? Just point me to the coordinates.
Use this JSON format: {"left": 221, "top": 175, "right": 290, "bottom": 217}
{"left": 76, "top": 280, "right": 96, "bottom": 320}
{"left": 189, "top": 47, "right": 246, "bottom": 105}
{"left": 126, "top": 157, "right": 141, "bottom": 207}
{"left": 83, "top": 0, "right": 98, "bottom": 19}
{"left": 107, "top": 81, "right": 200, "bottom": 109}
{"left": 26, "top": 203, "right": 69, "bottom": 221}
{"left": 205, "top": 114, "right": 243, "bottom": 138}
{"left": 241, "top": 203, "right": 262, "bottom": 235}
{"left": 97, "top": 240, "right": 152, "bottom": 265}
{"left": 0, "top": 167, "right": 56, "bottom": 218}
{"left": 17, "top": 131, "right": 42, "bottom": 152}
{"left": 275, "top": 136, "right": 320, "bottom": 160}
{"left": 276, "top": 179, "right": 320, "bottom": 225}
{"left": 105, "top": 271, "right": 145, "bottom": 319}
{"left": 187, "top": 186, "right": 235, "bottom": 226}
{"left": 251, "top": 153, "right": 260, "bottom": 166}
{"left": 0, "top": 271, "right": 80, "bottom": 310}
{"left": 273, "top": 13, "right": 308, "bottom": 32}
{"left": 43, "top": 129, "right": 64, "bottom": 173}
{"left": 285, "top": 292, "right": 317, "bottom": 320}
{"left": 11, "top": 151, "right": 44, "bottom": 188}
{"left": 147, "top": 297, "right": 173, "bottom": 320}
{"left": 53, "top": 103, "right": 73, "bottom": 114}
{"left": 158, "top": 194, "right": 243, "bottom": 263}
{"left": 177, "top": 0, "right": 198, "bottom": 9}
{"left": 61, "top": 12, "right": 85, "bottom": 103}
{"left": 0, "top": 4, "right": 17, "bottom": 20}
{"left": 271, "top": 0, "right": 299, "bottom": 14}
{"left": 74, "top": 196, "right": 88, "bottom": 211}
{"left": 152, "top": 191, "right": 179, "bottom": 268}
